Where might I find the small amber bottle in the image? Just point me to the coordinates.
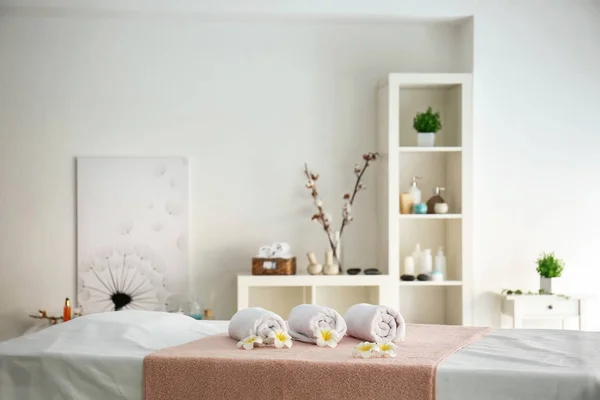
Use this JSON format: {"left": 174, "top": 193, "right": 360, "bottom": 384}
{"left": 399, "top": 193, "right": 413, "bottom": 214}
{"left": 63, "top": 298, "right": 71, "bottom": 322}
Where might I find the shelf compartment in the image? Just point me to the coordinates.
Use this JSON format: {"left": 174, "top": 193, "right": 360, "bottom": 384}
{"left": 399, "top": 286, "right": 462, "bottom": 325}
{"left": 398, "top": 151, "right": 462, "bottom": 214}
{"left": 398, "top": 214, "right": 462, "bottom": 220}
{"left": 398, "top": 84, "right": 463, "bottom": 147}
{"left": 398, "top": 218, "right": 462, "bottom": 281}
{"left": 399, "top": 147, "right": 462, "bottom": 153}
{"left": 248, "top": 286, "right": 313, "bottom": 318}
{"left": 399, "top": 280, "right": 462, "bottom": 286}
{"left": 238, "top": 274, "right": 389, "bottom": 287}
{"left": 315, "top": 286, "right": 379, "bottom": 316}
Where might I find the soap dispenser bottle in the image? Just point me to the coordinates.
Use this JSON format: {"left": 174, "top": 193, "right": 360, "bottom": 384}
{"left": 407, "top": 176, "right": 422, "bottom": 212}
{"left": 426, "top": 187, "right": 446, "bottom": 214}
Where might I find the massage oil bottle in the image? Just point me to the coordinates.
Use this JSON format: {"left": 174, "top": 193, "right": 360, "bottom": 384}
{"left": 63, "top": 298, "right": 71, "bottom": 322}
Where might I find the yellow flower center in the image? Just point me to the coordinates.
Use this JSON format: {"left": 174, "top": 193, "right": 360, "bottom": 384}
{"left": 243, "top": 336, "right": 256, "bottom": 344}
{"left": 379, "top": 343, "right": 393, "bottom": 351}
{"left": 320, "top": 329, "right": 333, "bottom": 341}
{"left": 358, "top": 343, "right": 373, "bottom": 352}
{"left": 275, "top": 331, "right": 287, "bottom": 341}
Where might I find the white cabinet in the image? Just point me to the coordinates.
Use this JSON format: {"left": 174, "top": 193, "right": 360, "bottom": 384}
{"left": 501, "top": 295, "right": 589, "bottom": 330}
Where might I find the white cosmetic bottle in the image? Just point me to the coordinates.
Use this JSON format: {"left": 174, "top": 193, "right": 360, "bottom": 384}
{"left": 421, "top": 248, "right": 433, "bottom": 275}
{"left": 407, "top": 176, "right": 422, "bottom": 211}
{"left": 412, "top": 243, "right": 422, "bottom": 273}
{"left": 434, "top": 247, "right": 446, "bottom": 279}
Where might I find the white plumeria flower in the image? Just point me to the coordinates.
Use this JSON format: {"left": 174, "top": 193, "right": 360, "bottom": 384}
{"left": 376, "top": 342, "right": 398, "bottom": 358}
{"left": 268, "top": 329, "right": 293, "bottom": 349}
{"left": 236, "top": 335, "right": 263, "bottom": 350}
{"left": 352, "top": 342, "right": 380, "bottom": 359}
{"left": 316, "top": 328, "right": 341, "bottom": 348}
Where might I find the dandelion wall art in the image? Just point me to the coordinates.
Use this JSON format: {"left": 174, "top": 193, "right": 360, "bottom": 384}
{"left": 76, "top": 157, "right": 189, "bottom": 314}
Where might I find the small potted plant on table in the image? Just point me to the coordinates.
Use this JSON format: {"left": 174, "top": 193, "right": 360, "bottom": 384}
{"left": 413, "top": 106, "right": 442, "bottom": 147}
{"left": 536, "top": 252, "right": 565, "bottom": 294}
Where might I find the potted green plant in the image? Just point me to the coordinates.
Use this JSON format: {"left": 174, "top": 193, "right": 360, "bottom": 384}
{"left": 536, "top": 252, "right": 565, "bottom": 294}
{"left": 413, "top": 107, "right": 442, "bottom": 147}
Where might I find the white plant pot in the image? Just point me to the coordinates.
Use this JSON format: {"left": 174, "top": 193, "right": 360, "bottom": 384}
{"left": 417, "top": 132, "right": 436, "bottom": 147}
{"left": 540, "top": 277, "right": 553, "bottom": 293}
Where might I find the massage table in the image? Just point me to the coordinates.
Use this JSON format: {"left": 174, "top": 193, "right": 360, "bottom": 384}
{"left": 1, "top": 310, "right": 599, "bottom": 400}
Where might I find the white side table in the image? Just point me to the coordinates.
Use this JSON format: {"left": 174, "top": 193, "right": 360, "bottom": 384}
{"left": 500, "top": 294, "right": 590, "bottom": 330}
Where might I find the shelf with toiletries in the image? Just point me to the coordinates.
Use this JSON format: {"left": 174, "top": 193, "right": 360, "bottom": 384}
{"left": 398, "top": 152, "right": 462, "bottom": 215}
{"left": 399, "top": 219, "right": 462, "bottom": 282}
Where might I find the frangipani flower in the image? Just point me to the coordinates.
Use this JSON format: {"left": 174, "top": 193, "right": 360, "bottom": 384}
{"left": 352, "top": 342, "right": 380, "bottom": 359}
{"left": 376, "top": 342, "right": 398, "bottom": 358}
{"left": 268, "top": 329, "right": 293, "bottom": 349}
{"left": 237, "top": 335, "right": 263, "bottom": 350}
{"left": 316, "top": 328, "right": 341, "bottom": 348}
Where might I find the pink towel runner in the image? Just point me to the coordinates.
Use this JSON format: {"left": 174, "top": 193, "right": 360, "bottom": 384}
{"left": 144, "top": 324, "right": 491, "bottom": 400}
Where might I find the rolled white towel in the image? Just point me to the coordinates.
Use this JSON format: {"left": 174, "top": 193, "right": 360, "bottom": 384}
{"left": 344, "top": 303, "right": 406, "bottom": 344}
{"left": 228, "top": 307, "right": 287, "bottom": 341}
{"left": 271, "top": 242, "right": 290, "bottom": 256}
{"left": 288, "top": 304, "right": 347, "bottom": 344}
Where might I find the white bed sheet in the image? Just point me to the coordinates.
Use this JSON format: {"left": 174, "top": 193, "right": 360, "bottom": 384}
{"left": 0, "top": 311, "right": 229, "bottom": 400}
{"left": 437, "top": 329, "right": 600, "bottom": 400}
{"left": 3, "top": 312, "right": 600, "bottom": 400}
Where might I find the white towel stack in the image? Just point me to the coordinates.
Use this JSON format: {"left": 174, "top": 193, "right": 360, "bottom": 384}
{"left": 257, "top": 242, "right": 292, "bottom": 259}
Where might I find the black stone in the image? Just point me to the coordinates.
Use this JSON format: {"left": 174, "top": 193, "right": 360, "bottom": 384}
{"left": 347, "top": 268, "right": 362, "bottom": 275}
{"left": 364, "top": 268, "right": 381, "bottom": 275}
{"left": 417, "top": 274, "right": 431, "bottom": 281}
{"left": 400, "top": 274, "right": 415, "bottom": 281}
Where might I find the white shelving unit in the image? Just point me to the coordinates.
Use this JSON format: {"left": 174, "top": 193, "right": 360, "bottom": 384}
{"left": 377, "top": 73, "right": 473, "bottom": 326}
{"left": 237, "top": 274, "right": 395, "bottom": 320}
{"left": 236, "top": 73, "right": 472, "bottom": 326}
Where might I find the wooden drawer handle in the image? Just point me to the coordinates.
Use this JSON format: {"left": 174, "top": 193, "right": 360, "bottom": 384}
{"left": 548, "top": 305, "right": 553, "bottom": 310}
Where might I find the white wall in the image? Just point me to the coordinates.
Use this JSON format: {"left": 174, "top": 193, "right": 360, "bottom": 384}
{"left": 472, "top": 0, "right": 600, "bottom": 329}
{"left": 1, "top": 0, "right": 599, "bottom": 339}
{"left": 0, "top": 6, "right": 467, "bottom": 339}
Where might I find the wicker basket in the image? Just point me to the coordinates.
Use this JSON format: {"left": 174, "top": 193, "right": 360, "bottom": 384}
{"left": 251, "top": 257, "right": 296, "bottom": 275}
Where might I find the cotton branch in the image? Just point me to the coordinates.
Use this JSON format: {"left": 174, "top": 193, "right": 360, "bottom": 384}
{"left": 303, "top": 152, "right": 379, "bottom": 272}
{"left": 303, "top": 163, "right": 339, "bottom": 263}
{"left": 338, "top": 152, "right": 379, "bottom": 238}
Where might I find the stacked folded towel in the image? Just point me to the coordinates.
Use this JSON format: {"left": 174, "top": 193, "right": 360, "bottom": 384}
{"left": 344, "top": 303, "right": 406, "bottom": 344}
{"left": 288, "top": 304, "right": 347, "bottom": 344}
{"left": 228, "top": 307, "right": 288, "bottom": 341}
{"left": 257, "top": 242, "right": 292, "bottom": 259}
